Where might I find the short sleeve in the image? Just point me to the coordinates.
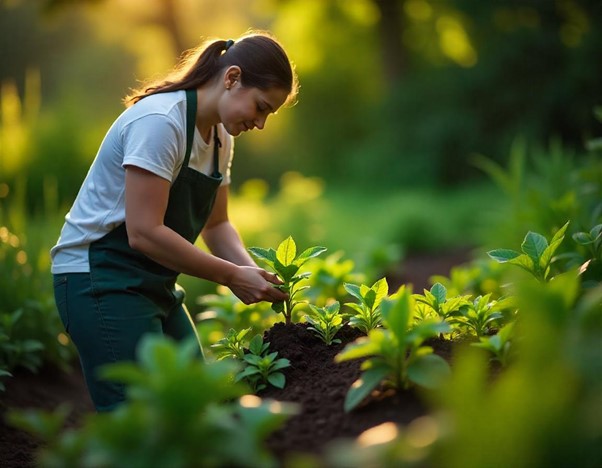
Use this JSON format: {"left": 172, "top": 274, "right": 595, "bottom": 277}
{"left": 121, "top": 114, "right": 183, "bottom": 182}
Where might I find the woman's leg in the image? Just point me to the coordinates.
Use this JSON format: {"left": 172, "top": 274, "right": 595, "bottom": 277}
{"left": 53, "top": 273, "right": 165, "bottom": 411}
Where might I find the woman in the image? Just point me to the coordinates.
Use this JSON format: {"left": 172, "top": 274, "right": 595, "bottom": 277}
{"left": 50, "top": 30, "right": 297, "bottom": 411}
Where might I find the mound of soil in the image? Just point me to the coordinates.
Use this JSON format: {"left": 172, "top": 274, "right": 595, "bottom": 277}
{"left": 260, "top": 322, "right": 453, "bottom": 463}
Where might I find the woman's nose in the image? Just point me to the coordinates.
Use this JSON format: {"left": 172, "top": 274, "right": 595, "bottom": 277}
{"left": 254, "top": 115, "right": 267, "bottom": 130}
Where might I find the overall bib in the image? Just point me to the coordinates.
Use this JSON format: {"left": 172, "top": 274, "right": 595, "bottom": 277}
{"left": 53, "top": 90, "right": 223, "bottom": 411}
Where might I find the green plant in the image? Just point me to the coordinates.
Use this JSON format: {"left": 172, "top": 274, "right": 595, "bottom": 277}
{"left": 570, "top": 223, "right": 602, "bottom": 288}
{"left": 413, "top": 283, "right": 472, "bottom": 324}
{"left": 305, "top": 301, "right": 345, "bottom": 345}
{"left": 303, "top": 251, "right": 366, "bottom": 307}
{"left": 249, "top": 236, "right": 326, "bottom": 324}
{"left": 0, "top": 308, "right": 44, "bottom": 373}
{"left": 447, "top": 294, "right": 512, "bottom": 338}
{"left": 488, "top": 221, "right": 569, "bottom": 282}
{"left": 9, "top": 335, "right": 297, "bottom": 468}
{"left": 210, "top": 327, "right": 250, "bottom": 360}
{"left": 336, "top": 286, "right": 451, "bottom": 412}
{"left": 343, "top": 277, "right": 388, "bottom": 334}
{"left": 471, "top": 321, "right": 515, "bottom": 367}
{"left": 236, "top": 334, "right": 291, "bottom": 392}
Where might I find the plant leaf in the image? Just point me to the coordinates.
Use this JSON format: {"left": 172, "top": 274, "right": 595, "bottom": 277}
{"left": 267, "top": 372, "right": 286, "bottom": 389}
{"left": 295, "top": 246, "right": 327, "bottom": 266}
{"left": 407, "top": 354, "right": 450, "bottom": 389}
{"left": 488, "top": 249, "right": 521, "bottom": 263}
{"left": 344, "top": 366, "right": 389, "bottom": 412}
{"left": 371, "top": 278, "right": 389, "bottom": 309}
{"left": 380, "top": 289, "right": 412, "bottom": 343}
{"left": 248, "top": 247, "right": 276, "bottom": 268}
{"left": 276, "top": 236, "right": 296, "bottom": 266}
{"left": 521, "top": 231, "right": 548, "bottom": 263}
{"left": 430, "top": 283, "right": 447, "bottom": 305}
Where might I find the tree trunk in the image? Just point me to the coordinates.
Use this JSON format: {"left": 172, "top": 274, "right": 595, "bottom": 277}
{"left": 373, "top": 0, "right": 407, "bottom": 86}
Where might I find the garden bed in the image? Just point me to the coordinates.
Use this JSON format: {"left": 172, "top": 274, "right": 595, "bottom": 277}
{"left": 0, "top": 249, "right": 470, "bottom": 467}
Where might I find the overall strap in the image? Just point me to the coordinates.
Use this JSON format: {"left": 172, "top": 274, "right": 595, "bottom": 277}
{"left": 212, "top": 126, "right": 222, "bottom": 178}
{"left": 183, "top": 89, "right": 197, "bottom": 168}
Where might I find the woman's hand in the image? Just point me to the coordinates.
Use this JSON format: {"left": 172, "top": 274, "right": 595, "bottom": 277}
{"left": 227, "top": 266, "right": 289, "bottom": 305}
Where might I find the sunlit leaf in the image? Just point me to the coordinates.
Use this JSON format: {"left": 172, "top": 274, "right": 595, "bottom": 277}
{"left": 344, "top": 366, "right": 389, "bottom": 412}
{"left": 276, "top": 236, "right": 296, "bottom": 266}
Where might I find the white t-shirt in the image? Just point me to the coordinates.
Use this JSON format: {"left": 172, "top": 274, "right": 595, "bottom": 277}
{"left": 50, "top": 90, "right": 233, "bottom": 274}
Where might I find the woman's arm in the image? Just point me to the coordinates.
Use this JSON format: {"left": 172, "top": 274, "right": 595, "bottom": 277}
{"left": 124, "top": 166, "right": 287, "bottom": 304}
{"left": 201, "top": 186, "right": 256, "bottom": 267}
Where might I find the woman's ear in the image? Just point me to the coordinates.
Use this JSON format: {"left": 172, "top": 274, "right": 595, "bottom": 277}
{"left": 224, "top": 66, "right": 242, "bottom": 90}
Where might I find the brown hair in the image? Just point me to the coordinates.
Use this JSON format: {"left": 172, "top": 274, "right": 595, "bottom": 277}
{"left": 124, "top": 30, "right": 298, "bottom": 107}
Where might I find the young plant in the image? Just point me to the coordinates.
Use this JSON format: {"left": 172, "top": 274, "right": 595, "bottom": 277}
{"left": 413, "top": 283, "right": 472, "bottom": 326}
{"left": 488, "top": 221, "right": 570, "bottom": 282}
{"left": 447, "top": 294, "right": 510, "bottom": 338}
{"left": 305, "top": 301, "right": 345, "bottom": 345}
{"left": 236, "top": 334, "right": 291, "bottom": 392}
{"left": 249, "top": 236, "right": 327, "bottom": 324}
{"left": 336, "top": 286, "right": 451, "bottom": 412}
{"left": 471, "top": 321, "right": 515, "bottom": 367}
{"left": 210, "top": 327, "right": 251, "bottom": 360}
{"left": 343, "top": 277, "right": 388, "bottom": 334}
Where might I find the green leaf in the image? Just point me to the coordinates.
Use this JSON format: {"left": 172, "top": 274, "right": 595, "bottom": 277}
{"left": 364, "top": 289, "right": 377, "bottom": 310}
{"left": 431, "top": 283, "right": 447, "bottom": 305}
{"left": 267, "top": 372, "right": 286, "bottom": 389}
{"left": 344, "top": 283, "right": 363, "bottom": 302}
{"left": 276, "top": 236, "right": 296, "bottom": 266}
{"left": 248, "top": 334, "right": 265, "bottom": 356}
{"left": 521, "top": 231, "right": 548, "bottom": 263}
{"left": 371, "top": 278, "right": 389, "bottom": 309}
{"left": 271, "top": 359, "right": 291, "bottom": 372}
{"left": 488, "top": 249, "right": 521, "bottom": 263}
{"left": 295, "top": 246, "right": 327, "bottom": 266}
{"left": 380, "top": 290, "right": 412, "bottom": 343}
{"left": 407, "top": 354, "right": 450, "bottom": 389}
{"left": 573, "top": 232, "right": 593, "bottom": 245}
{"left": 507, "top": 254, "right": 535, "bottom": 272}
{"left": 335, "top": 335, "right": 381, "bottom": 362}
{"left": 344, "top": 366, "right": 389, "bottom": 412}
{"left": 248, "top": 247, "right": 276, "bottom": 268}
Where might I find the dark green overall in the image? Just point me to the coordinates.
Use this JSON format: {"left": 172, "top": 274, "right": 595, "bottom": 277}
{"left": 53, "top": 90, "right": 222, "bottom": 411}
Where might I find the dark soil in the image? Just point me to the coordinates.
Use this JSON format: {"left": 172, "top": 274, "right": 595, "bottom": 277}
{"left": 0, "top": 248, "right": 471, "bottom": 467}
{"left": 260, "top": 323, "right": 454, "bottom": 463}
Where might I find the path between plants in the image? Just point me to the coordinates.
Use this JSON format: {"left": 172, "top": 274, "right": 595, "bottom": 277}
{"left": 0, "top": 248, "right": 471, "bottom": 467}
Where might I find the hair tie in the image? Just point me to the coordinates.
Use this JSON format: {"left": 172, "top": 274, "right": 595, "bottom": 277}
{"left": 225, "top": 39, "right": 234, "bottom": 51}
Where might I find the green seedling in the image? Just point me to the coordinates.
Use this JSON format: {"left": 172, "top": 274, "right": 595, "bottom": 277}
{"left": 413, "top": 283, "right": 473, "bottom": 323}
{"left": 305, "top": 301, "right": 345, "bottom": 345}
{"left": 343, "top": 277, "right": 388, "bottom": 334}
{"left": 249, "top": 236, "right": 326, "bottom": 324}
{"left": 488, "top": 221, "right": 570, "bottom": 282}
{"left": 336, "top": 286, "right": 451, "bottom": 412}
{"left": 236, "top": 334, "right": 291, "bottom": 392}
{"left": 471, "top": 321, "right": 515, "bottom": 367}
{"left": 447, "top": 294, "right": 510, "bottom": 337}
{"left": 210, "top": 327, "right": 251, "bottom": 360}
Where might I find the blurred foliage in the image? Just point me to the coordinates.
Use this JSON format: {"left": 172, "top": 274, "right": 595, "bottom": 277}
{"left": 1, "top": 0, "right": 601, "bottom": 207}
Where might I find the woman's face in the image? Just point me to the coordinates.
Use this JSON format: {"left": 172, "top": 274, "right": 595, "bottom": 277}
{"left": 219, "top": 82, "right": 289, "bottom": 137}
